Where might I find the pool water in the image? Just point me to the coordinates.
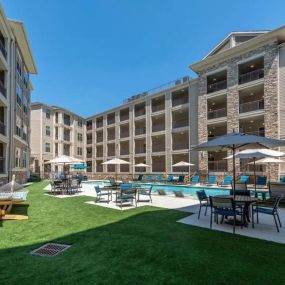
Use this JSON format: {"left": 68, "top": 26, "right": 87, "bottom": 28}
{"left": 82, "top": 180, "right": 111, "bottom": 187}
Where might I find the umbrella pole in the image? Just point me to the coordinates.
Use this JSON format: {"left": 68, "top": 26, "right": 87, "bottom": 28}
{"left": 233, "top": 146, "right": 236, "bottom": 197}
{"left": 254, "top": 158, "right": 257, "bottom": 197}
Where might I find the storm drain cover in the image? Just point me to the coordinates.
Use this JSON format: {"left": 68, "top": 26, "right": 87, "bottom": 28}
{"left": 30, "top": 243, "right": 71, "bottom": 257}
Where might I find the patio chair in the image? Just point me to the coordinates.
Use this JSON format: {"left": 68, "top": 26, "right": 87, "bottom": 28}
{"left": 190, "top": 175, "right": 200, "bottom": 185}
{"left": 133, "top": 174, "right": 143, "bottom": 182}
{"left": 280, "top": 176, "right": 285, "bottom": 183}
{"left": 94, "top": 186, "right": 111, "bottom": 203}
{"left": 269, "top": 182, "right": 285, "bottom": 201}
{"left": 230, "top": 182, "right": 250, "bottom": 196}
{"left": 173, "top": 190, "right": 184, "bottom": 198}
{"left": 205, "top": 175, "right": 217, "bottom": 186}
{"left": 210, "top": 196, "right": 243, "bottom": 234}
{"left": 116, "top": 185, "right": 137, "bottom": 208}
{"left": 137, "top": 185, "right": 152, "bottom": 203}
{"left": 252, "top": 195, "right": 282, "bottom": 232}
{"left": 220, "top": 176, "right": 233, "bottom": 187}
{"left": 196, "top": 190, "right": 210, "bottom": 219}
{"left": 178, "top": 175, "right": 185, "bottom": 184}
{"left": 239, "top": 175, "right": 250, "bottom": 184}
{"left": 50, "top": 180, "right": 63, "bottom": 195}
{"left": 167, "top": 175, "right": 174, "bottom": 183}
{"left": 157, "top": 189, "right": 167, "bottom": 195}
{"left": 256, "top": 176, "right": 267, "bottom": 186}
{"left": 68, "top": 179, "right": 79, "bottom": 194}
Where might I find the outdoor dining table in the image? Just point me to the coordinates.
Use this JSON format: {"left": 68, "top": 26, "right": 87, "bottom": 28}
{"left": 215, "top": 195, "right": 258, "bottom": 226}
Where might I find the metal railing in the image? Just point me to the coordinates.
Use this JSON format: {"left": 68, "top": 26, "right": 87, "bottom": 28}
{"left": 207, "top": 107, "right": 227, "bottom": 120}
{"left": 172, "top": 119, "right": 189, "bottom": 129}
{"left": 208, "top": 160, "right": 228, "bottom": 172}
{"left": 207, "top": 79, "right": 227, "bottom": 94}
{"left": 97, "top": 137, "right": 103, "bottom": 143}
{"left": 152, "top": 124, "right": 165, "bottom": 132}
{"left": 0, "top": 157, "right": 5, "bottom": 173}
{"left": 152, "top": 104, "right": 165, "bottom": 113}
{"left": 172, "top": 97, "right": 188, "bottom": 107}
{"left": 0, "top": 40, "right": 7, "bottom": 59}
{"left": 240, "top": 160, "right": 265, "bottom": 172}
{"left": 135, "top": 127, "right": 146, "bottom": 135}
{"left": 244, "top": 130, "right": 265, "bottom": 137}
{"left": 239, "top": 68, "right": 264, "bottom": 84}
{"left": 0, "top": 80, "right": 6, "bottom": 97}
{"left": 0, "top": 121, "right": 5, "bottom": 135}
{"left": 135, "top": 109, "right": 145, "bottom": 117}
{"left": 120, "top": 114, "right": 129, "bottom": 121}
{"left": 239, "top": 99, "right": 264, "bottom": 113}
{"left": 107, "top": 135, "right": 115, "bottom": 141}
{"left": 96, "top": 122, "right": 103, "bottom": 128}
{"left": 107, "top": 119, "right": 115, "bottom": 125}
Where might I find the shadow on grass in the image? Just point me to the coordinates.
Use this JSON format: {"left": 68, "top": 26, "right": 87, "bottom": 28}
{"left": 1, "top": 205, "right": 285, "bottom": 285}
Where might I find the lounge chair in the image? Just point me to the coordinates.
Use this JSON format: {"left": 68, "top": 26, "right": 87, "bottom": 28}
{"left": 157, "top": 189, "right": 167, "bottom": 195}
{"left": 133, "top": 174, "right": 143, "bottom": 182}
{"left": 137, "top": 186, "right": 152, "bottom": 203}
{"left": 173, "top": 190, "right": 184, "bottom": 198}
{"left": 220, "top": 176, "right": 233, "bottom": 187}
{"left": 190, "top": 175, "right": 200, "bottom": 184}
{"left": 177, "top": 175, "right": 185, "bottom": 184}
{"left": 205, "top": 175, "right": 217, "bottom": 186}
{"left": 230, "top": 181, "right": 250, "bottom": 196}
{"left": 280, "top": 176, "right": 285, "bottom": 183}
{"left": 167, "top": 175, "right": 174, "bottom": 183}
{"left": 256, "top": 176, "right": 267, "bottom": 186}
{"left": 239, "top": 175, "right": 250, "bottom": 184}
{"left": 156, "top": 175, "right": 163, "bottom": 183}
{"left": 196, "top": 190, "right": 210, "bottom": 219}
{"left": 252, "top": 196, "right": 282, "bottom": 232}
{"left": 146, "top": 176, "right": 153, "bottom": 183}
{"left": 94, "top": 186, "right": 111, "bottom": 202}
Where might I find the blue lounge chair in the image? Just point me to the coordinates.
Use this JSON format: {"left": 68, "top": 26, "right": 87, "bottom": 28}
{"left": 280, "top": 176, "right": 285, "bottom": 183}
{"left": 178, "top": 175, "right": 185, "bottom": 184}
{"left": 190, "top": 175, "right": 200, "bottom": 184}
{"left": 156, "top": 175, "right": 163, "bottom": 183}
{"left": 239, "top": 175, "right": 250, "bottom": 184}
{"left": 220, "top": 175, "right": 233, "bottom": 186}
{"left": 167, "top": 175, "right": 174, "bottom": 183}
{"left": 205, "top": 175, "right": 217, "bottom": 185}
{"left": 256, "top": 176, "right": 267, "bottom": 186}
{"left": 146, "top": 176, "right": 153, "bottom": 183}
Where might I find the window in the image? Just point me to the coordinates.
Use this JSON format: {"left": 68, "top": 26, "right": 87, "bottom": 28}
{"left": 78, "top": 119, "right": 83, "bottom": 127}
{"left": 77, "top": 147, "right": 83, "bottom": 156}
{"left": 77, "top": 133, "right": 83, "bottom": 142}
{"left": 46, "top": 126, "right": 50, "bottom": 136}
{"left": 15, "top": 148, "right": 20, "bottom": 167}
{"left": 45, "top": 142, "right": 51, "bottom": 152}
{"left": 16, "top": 125, "right": 21, "bottom": 137}
{"left": 22, "top": 151, "right": 27, "bottom": 168}
{"left": 46, "top": 109, "right": 50, "bottom": 119}
{"left": 55, "top": 112, "right": 58, "bottom": 123}
{"left": 16, "top": 84, "right": 22, "bottom": 106}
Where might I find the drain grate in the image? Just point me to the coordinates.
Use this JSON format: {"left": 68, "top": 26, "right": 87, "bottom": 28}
{"left": 31, "top": 243, "right": 71, "bottom": 257}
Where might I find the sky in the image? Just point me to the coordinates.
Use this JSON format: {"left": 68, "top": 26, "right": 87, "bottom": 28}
{"left": 2, "top": 0, "right": 285, "bottom": 117}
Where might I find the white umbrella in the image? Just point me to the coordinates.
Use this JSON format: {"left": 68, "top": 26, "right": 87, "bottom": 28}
{"left": 45, "top": 155, "right": 83, "bottom": 164}
{"left": 0, "top": 174, "right": 23, "bottom": 193}
{"left": 102, "top": 158, "right": 130, "bottom": 182}
{"left": 249, "top": 157, "right": 285, "bottom": 182}
{"left": 134, "top": 163, "right": 150, "bottom": 167}
{"left": 192, "top": 132, "right": 285, "bottom": 195}
{"left": 172, "top": 161, "right": 195, "bottom": 176}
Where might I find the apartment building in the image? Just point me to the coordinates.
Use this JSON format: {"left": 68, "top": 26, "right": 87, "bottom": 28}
{"left": 0, "top": 6, "right": 36, "bottom": 184}
{"left": 30, "top": 103, "right": 86, "bottom": 177}
{"left": 191, "top": 28, "right": 285, "bottom": 179}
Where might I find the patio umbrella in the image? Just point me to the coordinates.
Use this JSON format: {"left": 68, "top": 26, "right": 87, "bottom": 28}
{"left": 102, "top": 158, "right": 130, "bottom": 183}
{"left": 225, "top": 149, "right": 285, "bottom": 193}
{"left": 172, "top": 161, "right": 195, "bottom": 176}
{"left": 0, "top": 174, "right": 23, "bottom": 192}
{"left": 191, "top": 132, "right": 285, "bottom": 195}
{"left": 249, "top": 157, "right": 285, "bottom": 182}
{"left": 133, "top": 163, "right": 150, "bottom": 178}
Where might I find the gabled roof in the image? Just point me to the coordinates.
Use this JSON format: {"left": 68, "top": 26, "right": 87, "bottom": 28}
{"left": 203, "top": 31, "right": 269, "bottom": 59}
{"left": 9, "top": 20, "right": 37, "bottom": 74}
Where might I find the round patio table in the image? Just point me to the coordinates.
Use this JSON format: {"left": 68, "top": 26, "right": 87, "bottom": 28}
{"left": 215, "top": 195, "right": 258, "bottom": 226}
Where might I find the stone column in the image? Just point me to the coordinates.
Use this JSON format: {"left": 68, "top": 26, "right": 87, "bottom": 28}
{"left": 165, "top": 92, "right": 172, "bottom": 173}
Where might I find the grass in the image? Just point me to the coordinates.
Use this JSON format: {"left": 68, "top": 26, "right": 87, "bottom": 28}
{"left": 0, "top": 181, "right": 285, "bottom": 284}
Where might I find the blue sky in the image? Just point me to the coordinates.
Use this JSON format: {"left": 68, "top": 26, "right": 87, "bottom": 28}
{"left": 2, "top": 0, "right": 285, "bottom": 117}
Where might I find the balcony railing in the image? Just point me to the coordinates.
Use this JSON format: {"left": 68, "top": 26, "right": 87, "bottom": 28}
{"left": 135, "top": 109, "right": 145, "bottom": 117}
{"left": 240, "top": 160, "right": 265, "bottom": 172}
{"left": 152, "top": 124, "right": 165, "bottom": 132}
{"left": 172, "top": 97, "right": 188, "bottom": 107}
{"left": 172, "top": 142, "right": 188, "bottom": 150}
{"left": 207, "top": 107, "right": 227, "bottom": 120}
{"left": 0, "top": 121, "right": 5, "bottom": 135}
{"left": 152, "top": 145, "right": 165, "bottom": 152}
{"left": 152, "top": 104, "right": 165, "bottom": 113}
{"left": 208, "top": 160, "right": 228, "bottom": 172}
{"left": 120, "top": 114, "right": 129, "bottom": 121}
{"left": 135, "top": 127, "right": 146, "bottom": 135}
{"left": 208, "top": 134, "right": 226, "bottom": 141}
{"left": 135, "top": 147, "right": 146, "bottom": 154}
{"left": 239, "top": 68, "right": 264, "bottom": 84}
{"left": 239, "top": 99, "right": 264, "bottom": 113}
{"left": 172, "top": 119, "right": 189, "bottom": 129}
{"left": 87, "top": 124, "right": 93, "bottom": 131}
{"left": 0, "top": 157, "right": 5, "bottom": 173}
{"left": 96, "top": 122, "right": 103, "bottom": 128}
{"left": 244, "top": 130, "right": 265, "bottom": 137}
{"left": 0, "top": 40, "right": 7, "bottom": 59}
{"left": 0, "top": 80, "right": 6, "bottom": 97}
{"left": 207, "top": 80, "right": 227, "bottom": 94}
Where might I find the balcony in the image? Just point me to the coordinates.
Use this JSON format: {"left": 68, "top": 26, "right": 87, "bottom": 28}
{"left": 152, "top": 96, "right": 165, "bottom": 113}
{"left": 240, "top": 116, "right": 265, "bottom": 137}
{"left": 120, "top": 124, "right": 129, "bottom": 138}
{"left": 239, "top": 99, "right": 264, "bottom": 113}
{"left": 244, "top": 130, "right": 265, "bottom": 137}
{"left": 0, "top": 121, "right": 5, "bottom": 135}
{"left": 0, "top": 80, "right": 6, "bottom": 97}
{"left": 172, "top": 119, "right": 188, "bottom": 129}
{"left": 239, "top": 68, "right": 264, "bottom": 85}
{"left": 135, "top": 127, "right": 146, "bottom": 136}
{"left": 87, "top": 150, "right": 92, "bottom": 158}
{"left": 207, "top": 70, "right": 227, "bottom": 94}
{"left": 87, "top": 121, "right": 93, "bottom": 131}
{"left": 120, "top": 108, "right": 129, "bottom": 122}
{"left": 96, "top": 146, "right": 103, "bottom": 157}
{"left": 152, "top": 123, "right": 165, "bottom": 132}
{"left": 63, "top": 135, "right": 70, "bottom": 142}
{"left": 173, "top": 153, "right": 190, "bottom": 172}
{"left": 96, "top": 117, "right": 103, "bottom": 128}
{"left": 107, "top": 113, "right": 115, "bottom": 125}
{"left": 107, "top": 128, "right": 115, "bottom": 141}
{"left": 135, "top": 139, "right": 146, "bottom": 154}
{"left": 207, "top": 107, "right": 227, "bottom": 120}
{"left": 172, "top": 131, "right": 188, "bottom": 150}
{"left": 0, "top": 157, "right": 5, "bottom": 173}
{"left": 135, "top": 103, "right": 146, "bottom": 117}
{"left": 97, "top": 136, "right": 103, "bottom": 143}
{"left": 240, "top": 159, "right": 265, "bottom": 173}
{"left": 152, "top": 155, "right": 165, "bottom": 172}
{"left": 96, "top": 160, "right": 103, "bottom": 172}
{"left": 172, "top": 109, "right": 189, "bottom": 129}
{"left": 0, "top": 40, "right": 7, "bottom": 59}
{"left": 208, "top": 160, "right": 228, "bottom": 172}
{"left": 152, "top": 135, "right": 165, "bottom": 152}
{"left": 172, "top": 88, "right": 189, "bottom": 107}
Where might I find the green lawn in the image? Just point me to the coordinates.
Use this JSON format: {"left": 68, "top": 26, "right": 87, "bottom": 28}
{"left": 0, "top": 181, "right": 285, "bottom": 285}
